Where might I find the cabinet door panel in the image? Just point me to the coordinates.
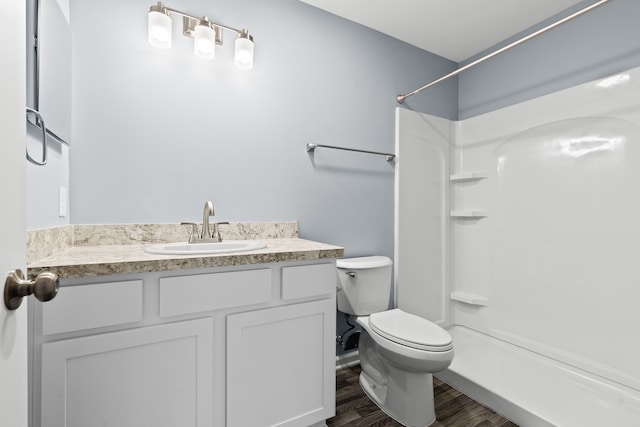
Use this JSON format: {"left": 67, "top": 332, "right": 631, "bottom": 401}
{"left": 227, "top": 299, "right": 335, "bottom": 427}
{"left": 41, "top": 318, "right": 213, "bottom": 427}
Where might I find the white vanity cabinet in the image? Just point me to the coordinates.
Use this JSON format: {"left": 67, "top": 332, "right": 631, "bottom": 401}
{"left": 30, "top": 260, "right": 337, "bottom": 427}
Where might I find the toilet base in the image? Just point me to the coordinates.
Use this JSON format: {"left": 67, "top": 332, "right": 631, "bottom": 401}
{"left": 359, "top": 367, "right": 436, "bottom": 427}
{"left": 358, "top": 332, "right": 437, "bottom": 427}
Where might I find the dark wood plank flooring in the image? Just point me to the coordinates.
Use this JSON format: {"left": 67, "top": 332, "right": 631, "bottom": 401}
{"left": 328, "top": 365, "right": 519, "bottom": 427}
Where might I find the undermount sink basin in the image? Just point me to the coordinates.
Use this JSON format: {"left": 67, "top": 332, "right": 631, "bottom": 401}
{"left": 144, "top": 240, "right": 267, "bottom": 255}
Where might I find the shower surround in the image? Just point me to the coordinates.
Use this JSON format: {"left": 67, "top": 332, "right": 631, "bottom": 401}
{"left": 396, "top": 66, "right": 640, "bottom": 425}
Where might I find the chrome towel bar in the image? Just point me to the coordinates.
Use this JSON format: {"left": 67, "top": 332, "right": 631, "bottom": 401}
{"left": 26, "top": 108, "right": 48, "bottom": 166}
{"left": 306, "top": 143, "right": 396, "bottom": 161}
{"left": 26, "top": 107, "right": 71, "bottom": 167}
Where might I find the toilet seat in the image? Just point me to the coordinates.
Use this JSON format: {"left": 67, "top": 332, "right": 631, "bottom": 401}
{"left": 369, "top": 309, "right": 453, "bottom": 352}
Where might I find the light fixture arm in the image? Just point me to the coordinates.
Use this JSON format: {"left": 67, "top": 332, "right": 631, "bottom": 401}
{"left": 157, "top": 2, "right": 244, "bottom": 39}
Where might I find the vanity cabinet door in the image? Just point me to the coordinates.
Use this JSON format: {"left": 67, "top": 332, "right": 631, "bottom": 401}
{"left": 39, "top": 318, "right": 213, "bottom": 427}
{"left": 226, "top": 298, "right": 336, "bottom": 427}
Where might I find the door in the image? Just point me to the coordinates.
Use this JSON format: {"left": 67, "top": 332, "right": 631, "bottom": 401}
{"left": 0, "top": 1, "right": 28, "bottom": 426}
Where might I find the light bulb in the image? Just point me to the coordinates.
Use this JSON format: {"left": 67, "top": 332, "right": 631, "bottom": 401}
{"left": 234, "top": 31, "right": 254, "bottom": 70}
{"left": 148, "top": 6, "right": 172, "bottom": 49}
{"left": 194, "top": 22, "right": 216, "bottom": 60}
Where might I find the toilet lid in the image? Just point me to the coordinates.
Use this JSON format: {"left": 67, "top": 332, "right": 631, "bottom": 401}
{"left": 369, "top": 309, "right": 453, "bottom": 352}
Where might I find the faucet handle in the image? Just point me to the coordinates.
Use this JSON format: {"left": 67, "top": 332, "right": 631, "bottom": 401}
{"left": 212, "top": 222, "right": 230, "bottom": 242}
{"left": 180, "top": 222, "right": 200, "bottom": 243}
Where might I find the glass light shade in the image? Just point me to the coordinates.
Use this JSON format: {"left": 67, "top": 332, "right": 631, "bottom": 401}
{"left": 234, "top": 35, "right": 254, "bottom": 70}
{"left": 193, "top": 24, "right": 216, "bottom": 60}
{"left": 148, "top": 10, "right": 172, "bottom": 49}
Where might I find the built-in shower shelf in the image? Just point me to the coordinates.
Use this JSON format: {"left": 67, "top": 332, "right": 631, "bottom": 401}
{"left": 450, "top": 210, "right": 488, "bottom": 218}
{"left": 450, "top": 172, "right": 488, "bottom": 183}
{"left": 450, "top": 292, "right": 489, "bottom": 306}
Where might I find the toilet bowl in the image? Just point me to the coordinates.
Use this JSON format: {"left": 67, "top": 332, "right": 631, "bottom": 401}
{"left": 360, "top": 309, "right": 453, "bottom": 372}
{"left": 336, "top": 256, "right": 454, "bottom": 427}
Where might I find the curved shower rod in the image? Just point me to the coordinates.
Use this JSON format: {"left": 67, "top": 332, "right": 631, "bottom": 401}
{"left": 396, "top": 0, "right": 612, "bottom": 104}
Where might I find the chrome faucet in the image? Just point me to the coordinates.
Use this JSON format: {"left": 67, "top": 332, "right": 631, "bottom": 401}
{"left": 201, "top": 201, "right": 214, "bottom": 240}
{"left": 181, "top": 201, "right": 229, "bottom": 243}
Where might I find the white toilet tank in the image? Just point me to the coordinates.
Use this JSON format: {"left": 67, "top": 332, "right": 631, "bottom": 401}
{"left": 336, "top": 256, "right": 393, "bottom": 316}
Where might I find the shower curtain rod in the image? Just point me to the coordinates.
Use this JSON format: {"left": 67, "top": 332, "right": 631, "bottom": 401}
{"left": 396, "top": 0, "right": 612, "bottom": 104}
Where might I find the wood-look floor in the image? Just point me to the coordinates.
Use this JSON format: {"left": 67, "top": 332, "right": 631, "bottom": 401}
{"left": 327, "top": 365, "right": 519, "bottom": 427}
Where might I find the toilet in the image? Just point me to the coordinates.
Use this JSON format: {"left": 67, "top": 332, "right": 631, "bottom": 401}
{"left": 336, "top": 256, "right": 454, "bottom": 427}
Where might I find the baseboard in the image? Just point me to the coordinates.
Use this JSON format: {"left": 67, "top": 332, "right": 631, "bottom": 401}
{"left": 335, "top": 350, "right": 359, "bottom": 370}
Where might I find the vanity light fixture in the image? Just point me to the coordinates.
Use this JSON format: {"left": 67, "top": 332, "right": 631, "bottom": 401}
{"left": 147, "top": 2, "right": 254, "bottom": 69}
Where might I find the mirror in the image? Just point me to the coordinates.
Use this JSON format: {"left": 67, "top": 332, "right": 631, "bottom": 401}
{"left": 27, "top": 0, "right": 72, "bottom": 146}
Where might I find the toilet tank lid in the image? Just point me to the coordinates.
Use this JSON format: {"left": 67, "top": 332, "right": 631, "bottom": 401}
{"left": 337, "top": 256, "right": 392, "bottom": 269}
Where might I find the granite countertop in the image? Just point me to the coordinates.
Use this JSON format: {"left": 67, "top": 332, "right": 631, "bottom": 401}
{"left": 27, "top": 223, "right": 344, "bottom": 279}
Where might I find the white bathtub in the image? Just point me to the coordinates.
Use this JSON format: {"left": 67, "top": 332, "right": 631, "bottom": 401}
{"left": 435, "top": 326, "right": 640, "bottom": 427}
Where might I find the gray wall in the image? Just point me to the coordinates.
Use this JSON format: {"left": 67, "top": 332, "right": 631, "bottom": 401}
{"left": 26, "top": 130, "right": 69, "bottom": 229}
{"left": 68, "top": 0, "right": 457, "bottom": 261}
{"left": 26, "top": 0, "right": 70, "bottom": 230}
{"left": 459, "top": 0, "right": 640, "bottom": 119}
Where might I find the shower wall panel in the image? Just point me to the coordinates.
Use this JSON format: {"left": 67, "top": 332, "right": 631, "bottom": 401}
{"left": 452, "top": 66, "right": 640, "bottom": 392}
{"left": 395, "top": 108, "right": 450, "bottom": 324}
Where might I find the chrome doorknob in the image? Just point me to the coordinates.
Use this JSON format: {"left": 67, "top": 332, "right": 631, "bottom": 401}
{"left": 4, "top": 269, "right": 59, "bottom": 310}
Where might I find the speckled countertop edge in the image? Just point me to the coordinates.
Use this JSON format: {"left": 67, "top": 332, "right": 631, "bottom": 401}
{"left": 27, "top": 223, "right": 343, "bottom": 279}
{"left": 28, "top": 239, "right": 343, "bottom": 279}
